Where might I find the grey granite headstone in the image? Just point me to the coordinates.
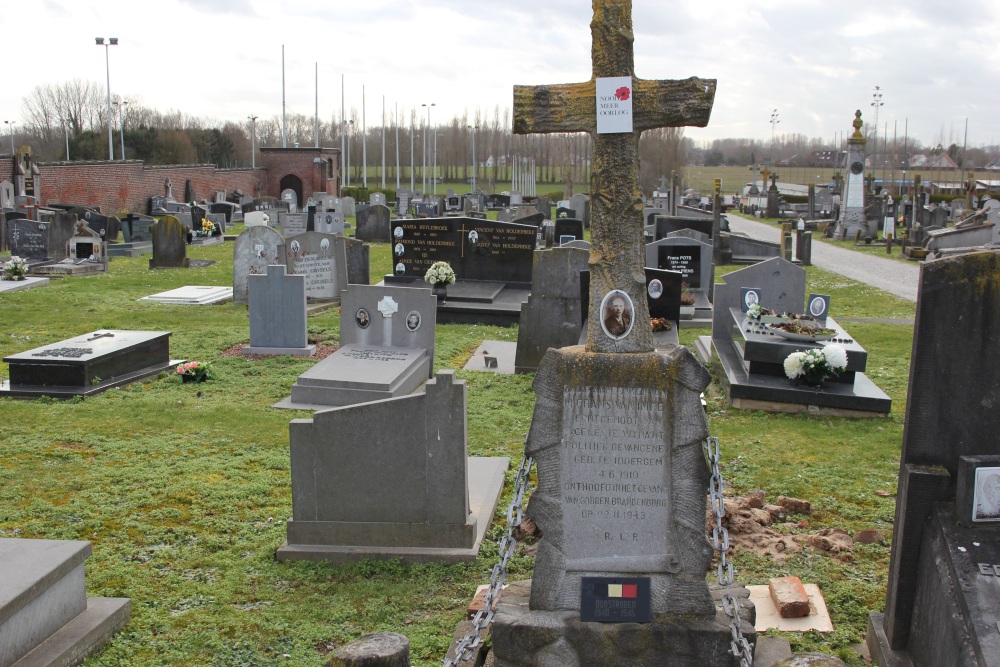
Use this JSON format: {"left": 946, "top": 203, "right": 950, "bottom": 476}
{"left": 869, "top": 251, "right": 1000, "bottom": 665}
{"left": 232, "top": 226, "right": 285, "bottom": 305}
{"left": 570, "top": 193, "right": 590, "bottom": 227}
{"left": 314, "top": 208, "right": 345, "bottom": 235}
{"left": 645, "top": 235, "right": 713, "bottom": 290}
{"left": 148, "top": 216, "right": 189, "bottom": 269}
{"left": 280, "top": 188, "right": 298, "bottom": 212}
{"left": 355, "top": 204, "right": 391, "bottom": 242}
{"left": 514, "top": 247, "right": 590, "bottom": 373}
{"left": 244, "top": 211, "right": 270, "bottom": 227}
{"left": 342, "top": 196, "right": 356, "bottom": 217}
{"left": 370, "top": 192, "right": 387, "bottom": 206}
{"left": 280, "top": 212, "right": 308, "bottom": 237}
{"left": 281, "top": 285, "right": 437, "bottom": 409}
{"left": 245, "top": 264, "right": 315, "bottom": 356}
{"left": 284, "top": 231, "right": 349, "bottom": 302}
{"left": 710, "top": 257, "right": 806, "bottom": 348}
{"left": 277, "top": 370, "right": 508, "bottom": 564}
{"left": 344, "top": 237, "right": 370, "bottom": 285}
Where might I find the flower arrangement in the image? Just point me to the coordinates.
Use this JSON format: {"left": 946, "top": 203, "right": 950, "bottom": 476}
{"left": 176, "top": 361, "right": 213, "bottom": 382}
{"left": 783, "top": 344, "right": 848, "bottom": 386}
{"left": 746, "top": 303, "right": 765, "bottom": 320}
{"left": 200, "top": 219, "right": 214, "bottom": 235}
{"left": 262, "top": 213, "right": 270, "bottom": 225}
{"left": 424, "top": 261, "right": 456, "bottom": 287}
{"left": 1, "top": 256, "right": 29, "bottom": 281}
{"left": 680, "top": 282, "right": 697, "bottom": 306}
{"left": 650, "top": 317, "right": 673, "bottom": 332}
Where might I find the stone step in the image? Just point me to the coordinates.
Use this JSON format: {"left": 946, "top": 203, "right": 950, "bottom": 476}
{"left": 0, "top": 539, "right": 130, "bottom": 667}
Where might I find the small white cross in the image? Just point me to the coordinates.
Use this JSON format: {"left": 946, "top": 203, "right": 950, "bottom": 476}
{"left": 377, "top": 296, "right": 399, "bottom": 318}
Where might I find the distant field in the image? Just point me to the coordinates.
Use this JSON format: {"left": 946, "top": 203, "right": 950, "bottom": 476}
{"left": 347, "top": 164, "right": 987, "bottom": 199}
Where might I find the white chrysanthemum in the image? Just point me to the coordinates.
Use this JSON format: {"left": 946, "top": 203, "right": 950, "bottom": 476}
{"left": 783, "top": 351, "right": 807, "bottom": 379}
{"left": 822, "top": 344, "right": 848, "bottom": 371}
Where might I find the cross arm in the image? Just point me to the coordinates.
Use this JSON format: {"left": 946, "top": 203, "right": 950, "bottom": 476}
{"left": 633, "top": 77, "right": 716, "bottom": 132}
{"left": 513, "top": 81, "right": 596, "bottom": 135}
{"left": 514, "top": 76, "right": 717, "bottom": 136}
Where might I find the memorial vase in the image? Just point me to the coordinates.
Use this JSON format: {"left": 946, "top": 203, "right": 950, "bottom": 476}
{"left": 432, "top": 283, "right": 448, "bottom": 303}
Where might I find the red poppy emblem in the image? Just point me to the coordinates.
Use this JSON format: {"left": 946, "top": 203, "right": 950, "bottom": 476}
{"left": 615, "top": 87, "right": 631, "bottom": 101}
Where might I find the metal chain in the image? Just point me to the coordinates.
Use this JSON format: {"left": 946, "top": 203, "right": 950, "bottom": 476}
{"left": 705, "top": 436, "right": 755, "bottom": 667}
{"left": 442, "top": 454, "right": 534, "bottom": 667}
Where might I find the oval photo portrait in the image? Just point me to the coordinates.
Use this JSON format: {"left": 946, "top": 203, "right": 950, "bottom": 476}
{"left": 355, "top": 308, "right": 370, "bottom": 329}
{"left": 600, "top": 290, "right": 634, "bottom": 340}
{"left": 809, "top": 296, "right": 826, "bottom": 317}
{"left": 405, "top": 311, "right": 421, "bottom": 332}
{"left": 647, "top": 279, "right": 663, "bottom": 300}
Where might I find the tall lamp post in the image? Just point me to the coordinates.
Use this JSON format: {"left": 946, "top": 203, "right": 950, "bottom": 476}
{"left": 343, "top": 118, "right": 355, "bottom": 187}
{"left": 871, "top": 86, "right": 883, "bottom": 189}
{"left": 113, "top": 100, "right": 127, "bottom": 160}
{"left": 95, "top": 37, "right": 118, "bottom": 161}
{"left": 769, "top": 108, "right": 780, "bottom": 167}
{"left": 469, "top": 124, "right": 479, "bottom": 191}
{"left": 60, "top": 118, "right": 70, "bottom": 160}
{"left": 421, "top": 103, "right": 434, "bottom": 193}
{"left": 4, "top": 120, "right": 15, "bottom": 154}
{"left": 248, "top": 115, "right": 258, "bottom": 168}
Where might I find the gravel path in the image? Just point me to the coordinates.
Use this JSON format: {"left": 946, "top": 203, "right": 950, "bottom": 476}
{"left": 725, "top": 215, "right": 919, "bottom": 302}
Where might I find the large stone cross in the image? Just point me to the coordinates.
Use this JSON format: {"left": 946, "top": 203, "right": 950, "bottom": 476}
{"left": 514, "top": 0, "right": 715, "bottom": 353}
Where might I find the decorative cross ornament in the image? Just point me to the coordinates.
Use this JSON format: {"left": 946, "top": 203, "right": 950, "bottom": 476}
{"left": 513, "top": 0, "right": 715, "bottom": 353}
{"left": 377, "top": 296, "right": 399, "bottom": 318}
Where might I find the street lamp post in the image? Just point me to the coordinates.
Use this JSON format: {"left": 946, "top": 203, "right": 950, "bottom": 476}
{"left": 769, "top": 109, "right": 780, "bottom": 167}
{"left": 61, "top": 118, "right": 70, "bottom": 160}
{"left": 95, "top": 37, "right": 118, "bottom": 161}
{"left": 871, "top": 86, "right": 883, "bottom": 189}
{"left": 4, "top": 120, "right": 16, "bottom": 154}
{"left": 248, "top": 115, "right": 258, "bottom": 168}
{"left": 469, "top": 124, "right": 479, "bottom": 192}
{"left": 422, "top": 103, "right": 435, "bottom": 194}
{"left": 113, "top": 101, "right": 127, "bottom": 160}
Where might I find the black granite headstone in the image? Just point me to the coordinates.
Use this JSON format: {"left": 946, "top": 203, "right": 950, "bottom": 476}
{"left": 355, "top": 204, "right": 392, "bottom": 242}
{"left": 654, "top": 215, "right": 713, "bottom": 240}
{"left": 7, "top": 219, "right": 50, "bottom": 262}
{"left": 388, "top": 217, "right": 535, "bottom": 285}
{"left": 554, "top": 218, "right": 584, "bottom": 242}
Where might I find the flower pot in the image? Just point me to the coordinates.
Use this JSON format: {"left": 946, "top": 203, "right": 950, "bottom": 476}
{"left": 802, "top": 369, "right": 826, "bottom": 388}
{"left": 432, "top": 283, "right": 448, "bottom": 304}
{"left": 181, "top": 373, "right": 206, "bottom": 383}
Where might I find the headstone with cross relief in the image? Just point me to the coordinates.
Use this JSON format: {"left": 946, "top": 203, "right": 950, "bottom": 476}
{"left": 489, "top": 3, "right": 754, "bottom": 665}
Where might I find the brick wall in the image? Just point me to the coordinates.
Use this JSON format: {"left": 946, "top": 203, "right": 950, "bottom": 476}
{"left": 4, "top": 146, "right": 341, "bottom": 216}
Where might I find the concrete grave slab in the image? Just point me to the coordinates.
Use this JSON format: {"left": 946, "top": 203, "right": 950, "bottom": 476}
{"left": 140, "top": 286, "right": 233, "bottom": 305}
{"left": 748, "top": 584, "right": 834, "bottom": 633}
{"left": 462, "top": 340, "right": 517, "bottom": 374}
{"left": 0, "top": 277, "right": 49, "bottom": 294}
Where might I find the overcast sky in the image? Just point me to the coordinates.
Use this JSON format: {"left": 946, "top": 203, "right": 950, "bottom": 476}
{"left": 4, "top": 0, "right": 999, "bottom": 150}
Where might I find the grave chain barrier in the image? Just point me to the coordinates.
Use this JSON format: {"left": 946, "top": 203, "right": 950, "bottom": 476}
{"left": 440, "top": 438, "right": 754, "bottom": 667}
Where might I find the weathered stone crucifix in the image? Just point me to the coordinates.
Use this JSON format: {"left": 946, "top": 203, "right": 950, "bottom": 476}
{"left": 513, "top": 0, "right": 715, "bottom": 353}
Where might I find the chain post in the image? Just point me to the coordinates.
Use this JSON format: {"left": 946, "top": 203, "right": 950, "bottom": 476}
{"left": 704, "top": 437, "right": 755, "bottom": 667}
{"left": 442, "top": 455, "right": 533, "bottom": 667}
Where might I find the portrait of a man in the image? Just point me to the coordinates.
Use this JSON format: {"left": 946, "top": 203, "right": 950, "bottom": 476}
{"left": 601, "top": 290, "right": 633, "bottom": 339}
{"left": 394, "top": 243, "right": 405, "bottom": 256}
{"left": 393, "top": 226, "right": 404, "bottom": 239}
{"left": 395, "top": 262, "right": 405, "bottom": 275}
{"left": 406, "top": 311, "right": 421, "bottom": 332}
{"left": 974, "top": 468, "right": 1000, "bottom": 522}
{"left": 356, "top": 308, "right": 370, "bottom": 329}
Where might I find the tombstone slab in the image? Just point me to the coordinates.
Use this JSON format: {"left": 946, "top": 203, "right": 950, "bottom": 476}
{"left": 355, "top": 204, "right": 392, "bottom": 242}
{"left": 1, "top": 330, "right": 176, "bottom": 399}
{"left": 284, "top": 232, "right": 349, "bottom": 303}
{"left": 0, "top": 539, "right": 130, "bottom": 667}
{"left": 140, "top": 286, "right": 233, "bottom": 305}
{"left": 148, "top": 216, "right": 189, "bottom": 269}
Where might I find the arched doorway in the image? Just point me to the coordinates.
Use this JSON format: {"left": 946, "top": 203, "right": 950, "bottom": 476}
{"left": 278, "top": 174, "right": 303, "bottom": 209}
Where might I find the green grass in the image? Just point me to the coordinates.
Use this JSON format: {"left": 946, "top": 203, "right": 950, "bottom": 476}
{"left": 0, "top": 239, "right": 916, "bottom": 666}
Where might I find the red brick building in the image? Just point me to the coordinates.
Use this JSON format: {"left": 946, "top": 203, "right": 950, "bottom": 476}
{"left": 0, "top": 146, "right": 341, "bottom": 215}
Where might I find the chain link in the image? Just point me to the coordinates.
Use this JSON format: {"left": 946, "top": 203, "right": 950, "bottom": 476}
{"left": 442, "top": 455, "right": 534, "bottom": 667}
{"left": 705, "top": 437, "right": 755, "bottom": 667}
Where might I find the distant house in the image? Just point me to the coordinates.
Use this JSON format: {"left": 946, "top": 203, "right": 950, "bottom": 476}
{"left": 909, "top": 153, "right": 959, "bottom": 170}
{"left": 985, "top": 158, "right": 1000, "bottom": 171}
{"left": 810, "top": 150, "right": 846, "bottom": 168}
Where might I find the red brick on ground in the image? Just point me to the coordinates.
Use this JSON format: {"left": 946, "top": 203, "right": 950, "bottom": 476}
{"left": 769, "top": 576, "right": 811, "bottom": 618}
